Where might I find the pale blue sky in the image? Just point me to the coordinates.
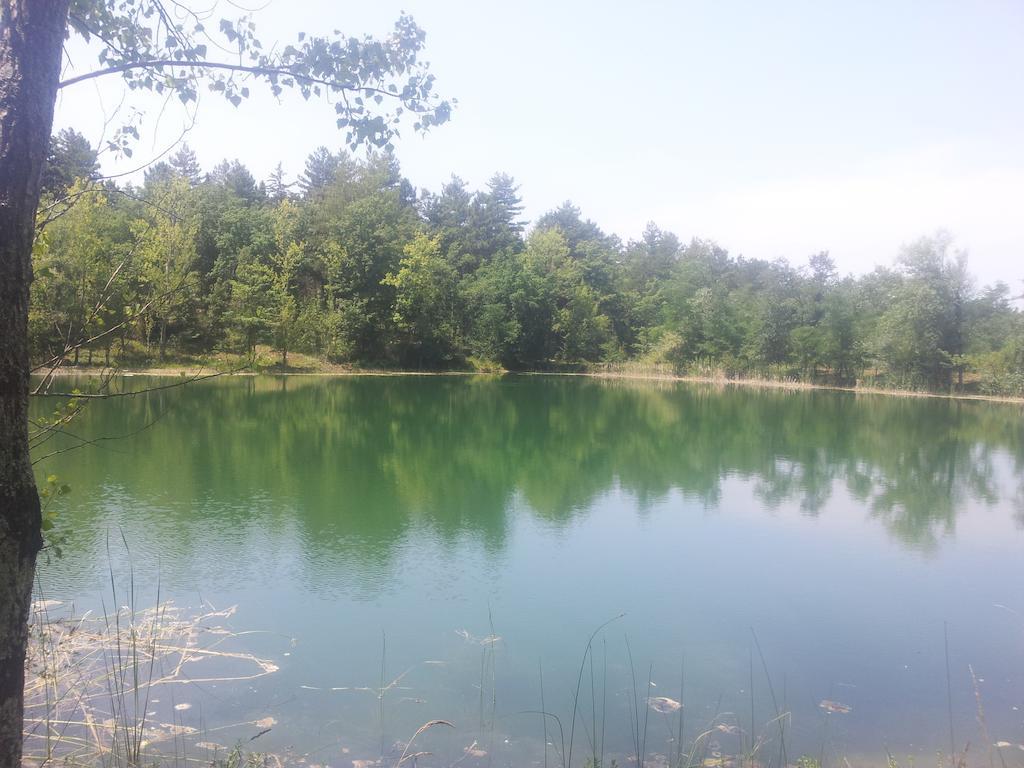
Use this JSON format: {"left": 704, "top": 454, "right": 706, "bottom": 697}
{"left": 55, "top": 0, "right": 1024, "bottom": 285}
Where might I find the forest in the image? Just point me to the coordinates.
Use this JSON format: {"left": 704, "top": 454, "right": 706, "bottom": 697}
{"left": 34, "top": 128, "right": 1024, "bottom": 396}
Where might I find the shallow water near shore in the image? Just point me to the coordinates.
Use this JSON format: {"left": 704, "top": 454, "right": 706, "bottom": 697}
{"left": 30, "top": 374, "right": 1024, "bottom": 766}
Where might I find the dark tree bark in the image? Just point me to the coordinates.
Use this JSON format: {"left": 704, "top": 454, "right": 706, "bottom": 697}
{"left": 0, "top": 2, "right": 69, "bottom": 766}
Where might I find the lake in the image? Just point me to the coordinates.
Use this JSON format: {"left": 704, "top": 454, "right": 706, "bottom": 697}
{"left": 29, "top": 375, "right": 1024, "bottom": 767}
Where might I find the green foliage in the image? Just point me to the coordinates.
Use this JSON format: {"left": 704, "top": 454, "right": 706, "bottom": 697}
{"left": 51, "top": 8, "right": 1012, "bottom": 392}
{"left": 212, "top": 745, "right": 268, "bottom": 768}
{"left": 135, "top": 177, "right": 201, "bottom": 360}
{"left": 39, "top": 474, "right": 71, "bottom": 559}
{"left": 41, "top": 128, "right": 99, "bottom": 196}
{"left": 64, "top": 2, "right": 452, "bottom": 154}
{"left": 383, "top": 234, "right": 460, "bottom": 366}
{"left": 31, "top": 182, "right": 133, "bottom": 365}
{"left": 873, "top": 282, "right": 948, "bottom": 387}
{"left": 29, "top": 141, "right": 1024, "bottom": 395}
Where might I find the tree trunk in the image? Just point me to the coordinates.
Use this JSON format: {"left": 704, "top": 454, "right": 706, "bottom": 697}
{"left": 159, "top": 317, "right": 167, "bottom": 361}
{"left": 0, "top": 3, "right": 69, "bottom": 767}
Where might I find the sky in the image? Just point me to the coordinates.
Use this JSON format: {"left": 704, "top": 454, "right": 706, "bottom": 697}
{"left": 53, "top": 0, "right": 1024, "bottom": 287}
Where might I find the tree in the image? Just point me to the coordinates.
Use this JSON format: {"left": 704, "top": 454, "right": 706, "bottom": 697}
{"left": 534, "top": 201, "right": 608, "bottom": 252}
{"left": 383, "top": 234, "right": 460, "bottom": 365}
{"left": 208, "top": 159, "right": 262, "bottom": 203}
{"left": 0, "top": 8, "right": 67, "bottom": 764}
{"left": 299, "top": 146, "right": 341, "bottom": 197}
{"left": 40, "top": 127, "right": 99, "bottom": 196}
{"left": 554, "top": 283, "right": 613, "bottom": 362}
{"left": 169, "top": 143, "right": 202, "bottom": 186}
{"left": 626, "top": 222, "right": 681, "bottom": 288}
{"left": 266, "top": 162, "right": 293, "bottom": 202}
{"left": 29, "top": 181, "right": 132, "bottom": 366}
{"left": 790, "top": 324, "right": 826, "bottom": 378}
{"left": 193, "top": 181, "right": 276, "bottom": 348}
{"left": 874, "top": 281, "right": 947, "bottom": 387}
{"left": 893, "top": 232, "right": 975, "bottom": 388}
{"left": 228, "top": 241, "right": 301, "bottom": 364}
{"left": 263, "top": 200, "right": 304, "bottom": 366}
{"left": 463, "top": 252, "right": 529, "bottom": 365}
{"left": 135, "top": 177, "right": 200, "bottom": 360}
{"left": 421, "top": 175, "right": 473, "bottom": 267}
{"left": 818, "top": 279, "right": 863, "bottom": 384}
{"left": 0, "top": 3, "right": 451, "bottom": 764}
{"left": 324, "top": 190, "right": 419, "bottom": 359}
{"left": 808, "top": 251, "right": 838, "bottom": 286}
{"left": 143, "top": 160, "right": 175, "bottom": 188}
{"left": 485, "top": 172, "right": 525, "bottom": 233}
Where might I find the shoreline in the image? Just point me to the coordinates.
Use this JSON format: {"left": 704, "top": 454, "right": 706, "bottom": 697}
{"left": 37, "top": 363, "right": 1024, "bottom": 406}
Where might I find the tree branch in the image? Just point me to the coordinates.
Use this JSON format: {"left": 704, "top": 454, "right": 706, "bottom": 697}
{"left": 34, "top": 364, "right": 251, "bottom": 399}
{"left": 58, "top": 59, "right": 412, "bottom": 101}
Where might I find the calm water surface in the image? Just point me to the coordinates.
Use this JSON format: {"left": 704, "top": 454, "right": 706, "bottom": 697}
{"left": 31, "top": 375, "right": 1024, "bottom": 766}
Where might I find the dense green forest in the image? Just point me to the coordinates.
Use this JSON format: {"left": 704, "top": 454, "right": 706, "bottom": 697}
{"left": 33, "top": 128, "right": 1024, "bottom": 395}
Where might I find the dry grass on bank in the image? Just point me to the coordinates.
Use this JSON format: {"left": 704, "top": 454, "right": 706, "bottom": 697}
{"left": 23, "top": 599, "right": 280, "bottom": 768}
{"left": 36, "top": 348, "right": 1024, "bottom": 405}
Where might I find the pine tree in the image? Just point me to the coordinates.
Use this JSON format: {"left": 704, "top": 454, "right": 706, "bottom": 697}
{"left": 266, "top": 162, "right": 293, "bottom": 202}
{"left": 298, "top": 146, "right": 339, "bottom": 196}
{"left": 169, "top": 143, "right": 202, "bottom": 186}
{"left": 41, "top": 128, "right": 98, "bottom": 195}
{"left": 485, "top": 173, "right": 525, "bottom": 232}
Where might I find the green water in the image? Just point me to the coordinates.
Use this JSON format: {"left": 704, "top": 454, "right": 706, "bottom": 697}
{"left": 31, "top": 375, "right": 1024, "bottom": 765}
